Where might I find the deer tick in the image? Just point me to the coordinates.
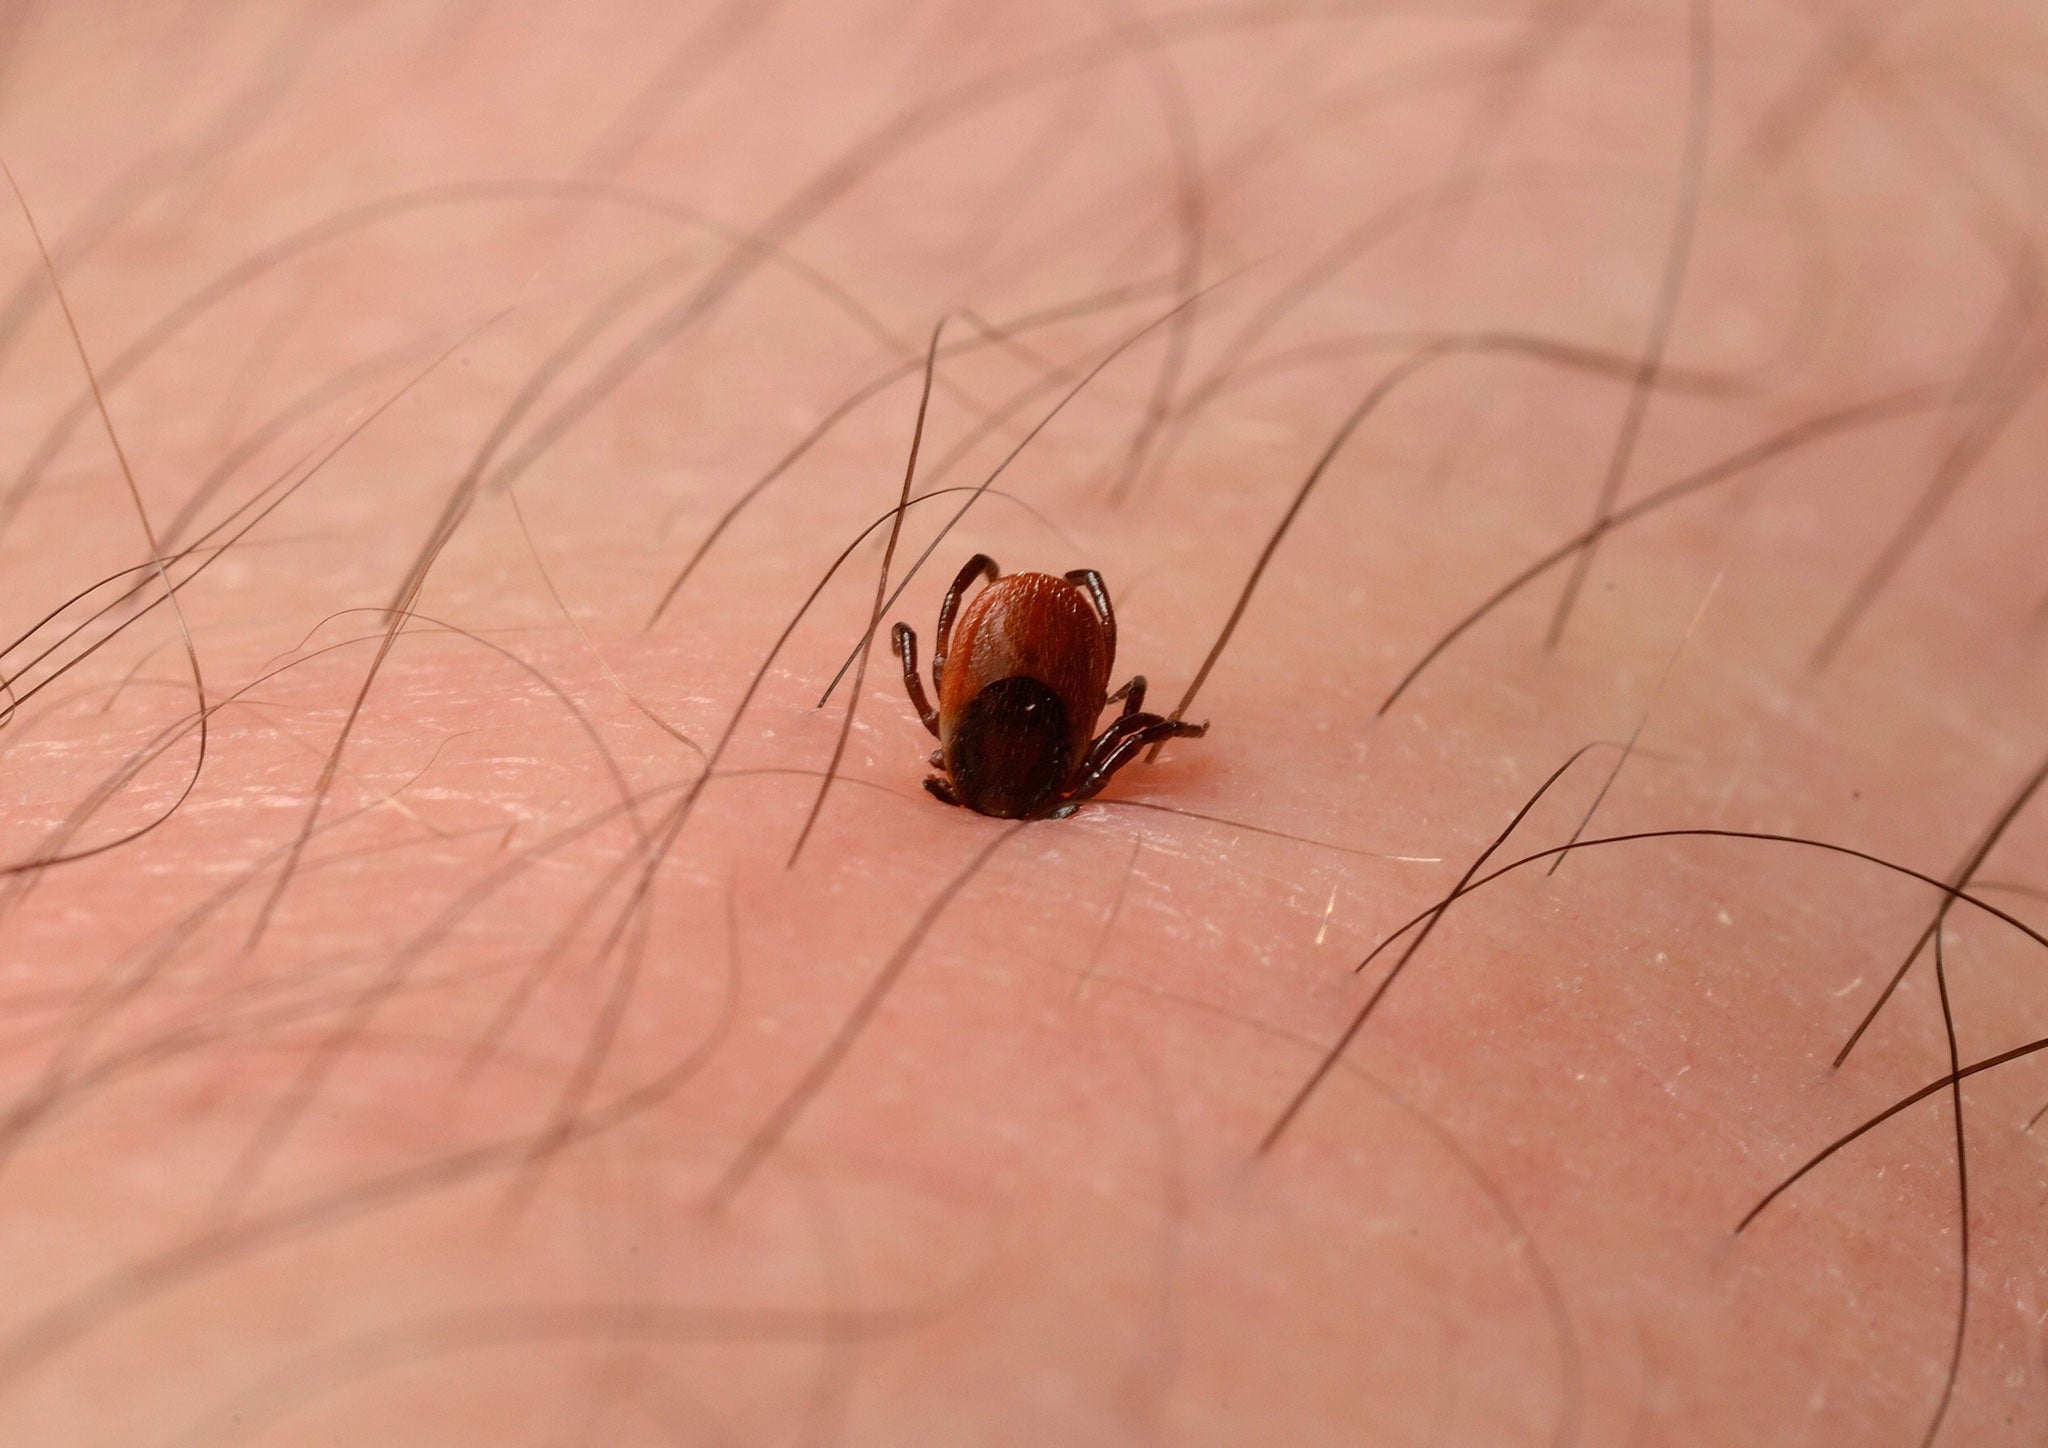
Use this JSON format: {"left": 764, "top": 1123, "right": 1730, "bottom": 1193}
{"left": 891, "top": 554, "right": 1207, "bottom": 819}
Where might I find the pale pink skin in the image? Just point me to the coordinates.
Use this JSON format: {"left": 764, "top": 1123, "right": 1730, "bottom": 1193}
{"left": 0, "top": 2, "right": 2044, "bottom": 1444}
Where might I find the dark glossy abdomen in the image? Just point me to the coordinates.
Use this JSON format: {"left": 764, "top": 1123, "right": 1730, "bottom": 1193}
{"left": 946, "top": 676, "right": 1072, "bottom": 818}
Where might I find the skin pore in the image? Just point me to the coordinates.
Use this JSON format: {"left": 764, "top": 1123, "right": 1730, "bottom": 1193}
{"left": 0, "top": 0, "right": 2044, "bottom": 1443}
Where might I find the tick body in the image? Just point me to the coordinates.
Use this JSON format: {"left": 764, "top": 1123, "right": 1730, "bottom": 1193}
{"left": 891, "top": 555, "right": 1207, "bottom": 819}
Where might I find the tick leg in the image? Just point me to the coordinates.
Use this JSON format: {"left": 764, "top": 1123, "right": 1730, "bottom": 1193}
{"left": 1106, "top": 673, "right": 1147, "bottom": 719}
{"left": 1063, "top": 568, "right": 1117, "bottom": 666}
{"left": 932, "top": 553, "right": 998, "bottom": 696}
{"left": 892, "top": 622, "right": 940, "bottom": 736}
{"left": 923, "top": 775, "right": 961, "bottom": 806}
{"left": 1054, "top": 712, "right": 1208, "bottom": 813}
{"left": 1082, "top": 710, "right": 1202, "bottom": 773}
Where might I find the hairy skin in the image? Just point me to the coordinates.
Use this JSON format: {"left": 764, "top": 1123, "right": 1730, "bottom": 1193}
{"left": 0, "top": 1, "right": 2044, "bottom": 1444}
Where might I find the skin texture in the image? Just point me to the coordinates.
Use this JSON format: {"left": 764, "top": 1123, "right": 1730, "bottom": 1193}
{"left": 0, "top": 1, "right": 2045, "bottom": 1445}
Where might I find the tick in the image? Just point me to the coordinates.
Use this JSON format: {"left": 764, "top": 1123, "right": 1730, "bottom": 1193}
{"left": 891, "top": 554, "right": 1208, "bottom": 819}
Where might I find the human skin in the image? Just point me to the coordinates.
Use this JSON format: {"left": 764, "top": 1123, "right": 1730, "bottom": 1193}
{"left": 0, "top": 0, "right": 2044, "bottom": 1443}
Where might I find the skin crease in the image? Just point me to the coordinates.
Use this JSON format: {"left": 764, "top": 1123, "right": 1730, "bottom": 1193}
{"left": 0, "top": 0, "right": 2044, "bottom": 1443}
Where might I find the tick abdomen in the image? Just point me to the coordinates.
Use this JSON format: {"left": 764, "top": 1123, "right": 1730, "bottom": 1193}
{"left": 945, "top": 676, "right": 1073, "bottom": 818}
{"left": 937, "top": 572, "right": 1111, "bottom": 767}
